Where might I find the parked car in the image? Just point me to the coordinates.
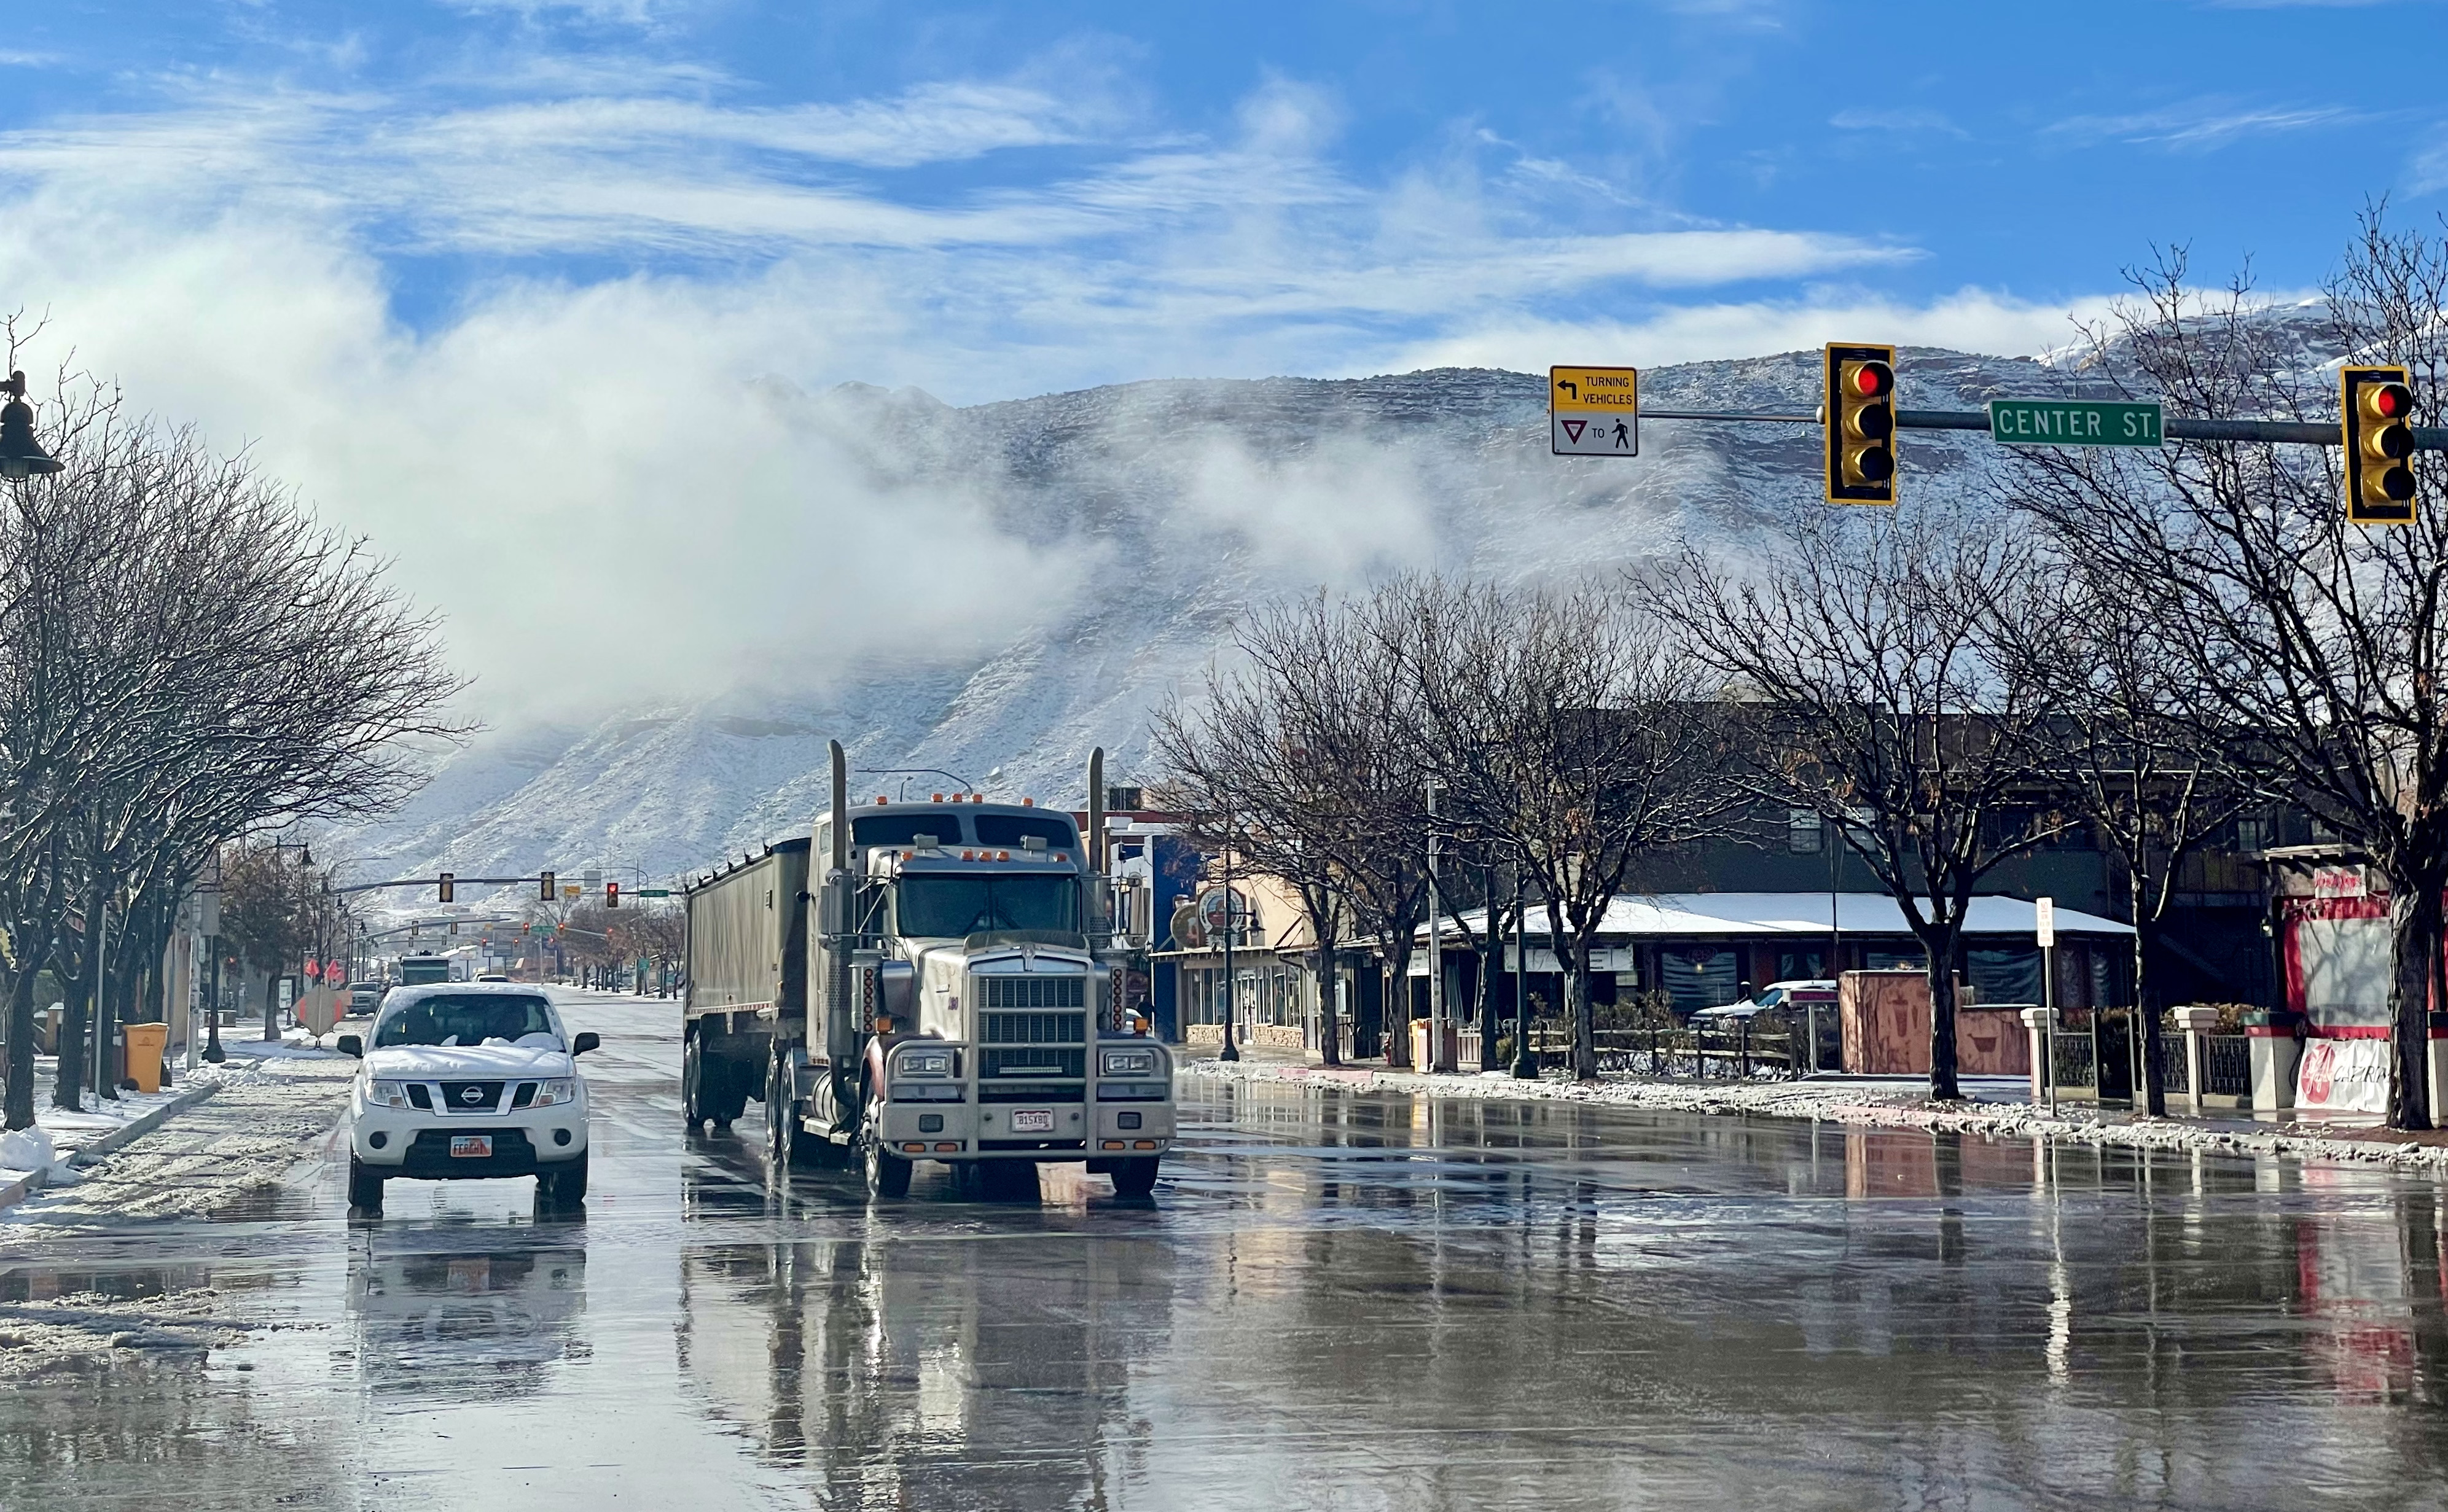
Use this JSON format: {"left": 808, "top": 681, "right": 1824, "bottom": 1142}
{"left": 1691, "top": 979, "right": 1838, "bottom": 1024}
{"left": 338, "top": 983, "right": 599, "bottom": 1212}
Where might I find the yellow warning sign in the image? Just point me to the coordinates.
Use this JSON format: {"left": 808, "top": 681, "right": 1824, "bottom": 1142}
{"left": 1551, "top": 365, "right": 1638, "bottom": 456}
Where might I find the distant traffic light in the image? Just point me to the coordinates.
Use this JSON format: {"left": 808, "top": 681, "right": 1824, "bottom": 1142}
{"left": 605, "top": 881, "right": 620, "bottom": 909}
{"left": 540, "top": 870, "right": 556, "bottom": 902}
{"left": 437, "top": 871, "right": 455, "bottom": 903}
{"left": 2342, "top": 365, "right": 2417, "bottom": 525}
{"left": 1824, "top": 343, "right": 1898, "bottom": 505}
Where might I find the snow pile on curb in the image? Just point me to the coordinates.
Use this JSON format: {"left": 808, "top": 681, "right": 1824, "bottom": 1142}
{"left": 0, "top": 1126, "right": 74, "bottom": 1185}
{"left": 1181, "top": 1059, "right": 2448, "bottom": 1175}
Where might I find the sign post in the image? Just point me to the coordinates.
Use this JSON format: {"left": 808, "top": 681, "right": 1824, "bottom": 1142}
{"left": 2036, "top": 897, "right": 2057, "bottom": 1114}
{"left": 1549, "top": 366, "right": 1639, "bottom": 456}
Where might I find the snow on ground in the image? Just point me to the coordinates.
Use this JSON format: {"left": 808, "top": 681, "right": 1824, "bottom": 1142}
{"left": 0, "top": 1289, "right": 274, "bottom": 1381}
{"left": 2, "top": 1033, "right": 361, "bottom": 1220}
{"left": 1184, "top": 1058, "right": 2448, "bottom": 1175}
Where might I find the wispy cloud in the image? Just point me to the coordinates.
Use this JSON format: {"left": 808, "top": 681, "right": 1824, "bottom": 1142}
{"left": 2047, "top": 96, "right": 2366, "bottom": 150}
{"left": 1830, "top": 107, "right": 1965, "bottom": 137}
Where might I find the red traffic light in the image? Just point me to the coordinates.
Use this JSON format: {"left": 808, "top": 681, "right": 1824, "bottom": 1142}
{"left": 606, "top": 881, "right": 620, "bottom": 908}
{"left": 1848, "top": 360, "right": 1893, "bottom": 399}
{"left": 2369, "top": 382, "right": 2414, "bottom": 421}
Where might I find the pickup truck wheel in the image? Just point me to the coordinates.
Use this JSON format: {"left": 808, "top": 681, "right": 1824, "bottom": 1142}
{"left": 546, "top": 1153, "right": 589, "bottom": 1204}
{"left": 1111, "top": 1156, "right": 1160, "bottom": 1199}
{"left": 347, "top": 1158, "right": 385, "bottom": 1210}
{"left": 862, "top": 1104, "right": 912, "bottom": 1199}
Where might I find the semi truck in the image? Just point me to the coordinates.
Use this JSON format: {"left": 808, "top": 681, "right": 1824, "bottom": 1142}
{"left": 682, "top": 743, "right": 1174, "bottom": 1199}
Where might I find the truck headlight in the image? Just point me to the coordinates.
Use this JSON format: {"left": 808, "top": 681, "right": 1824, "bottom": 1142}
{"left": 366, "top": 1079, "right": 410, "bottom": 1109}
{"left": 1100, "top": 1048, "right": 1159, "bottom": 1078}
{"left": 531, "top": 1078, "right": 578, "bottom": 1108}
{"left": 894, "top": 1049, "right": 954, "bottom": 1077}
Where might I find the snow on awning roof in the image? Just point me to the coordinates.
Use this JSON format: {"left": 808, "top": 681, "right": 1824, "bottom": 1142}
{"left": 1423, "top": 891, "right": 2132, "bottom": 940}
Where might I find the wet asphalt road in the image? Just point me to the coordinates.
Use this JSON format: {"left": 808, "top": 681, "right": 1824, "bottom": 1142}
{"left": 7, "top": 994, "right": 2448, "bottom": 1510}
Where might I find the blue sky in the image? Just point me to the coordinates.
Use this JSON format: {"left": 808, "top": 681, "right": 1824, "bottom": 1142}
{"left": 0, "top": 1, "right": 2435, "bottom": 709}
{"left": 3, "top": 0, "right": 2436, "bottom": 399}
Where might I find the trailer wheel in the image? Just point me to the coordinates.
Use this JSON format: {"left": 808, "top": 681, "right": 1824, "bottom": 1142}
{"left": 682, "top": 1034, "right": 710, "bottom": 1132}
{"left": 862, "top": 1101, "right": 912, "bottom": 1199}
{"left": 1111, "top": 1156, "right": 1160, "bottom": 1199}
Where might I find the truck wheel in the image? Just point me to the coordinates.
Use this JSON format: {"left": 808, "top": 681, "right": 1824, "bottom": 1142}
{"left": 711, "top": 1064, "right": 746, "bottom": 1131}
{"left": 862, "top": 1104, "right": 912, "bottom": 1198}
{"left": 1111, "top": 1157, "right": 1160, "bottom": 1199}
{"left": 347, "top": 1158, "right": 385, "bottom": 1210}
{"left": 546, "top": 1154, "right": 589, "bottom": 1204}
{"left": 682, "top": 1035, "right": 710, "bottom": 1132}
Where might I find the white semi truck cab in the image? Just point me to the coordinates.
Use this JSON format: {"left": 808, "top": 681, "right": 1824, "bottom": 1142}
{"left": 684, "top": 745, "right": 1172, "bottom": 1199}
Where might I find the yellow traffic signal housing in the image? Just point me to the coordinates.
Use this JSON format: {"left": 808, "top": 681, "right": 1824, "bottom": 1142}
{"left": 2342, "top": 365, "right": 2417, "bottom": 525}
{"left": 606, "top": 881, "right": 620, "bottom": 909}
{"left": 437, "top": 871, "right": 455, "bottom": 903}
{"left": 1824, "top": 343, "right": 1898, "bottom": 504}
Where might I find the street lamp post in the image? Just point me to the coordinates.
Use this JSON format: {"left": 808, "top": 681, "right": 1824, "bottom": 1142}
{"left": 1218, "top": 819, "right": 1240, "bottom": 1063}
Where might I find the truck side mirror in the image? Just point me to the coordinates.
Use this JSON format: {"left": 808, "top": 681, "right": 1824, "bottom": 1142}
{"left": 336, "top": 1035, "right": 362, "bottom": 1058}
{"left": 572, "top": 1031, "right": 600, "bottom": 1055}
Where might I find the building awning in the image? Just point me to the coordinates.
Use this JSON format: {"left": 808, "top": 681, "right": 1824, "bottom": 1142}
{"left": 1419, "top": 890, "right": 2132, "bottom": 943}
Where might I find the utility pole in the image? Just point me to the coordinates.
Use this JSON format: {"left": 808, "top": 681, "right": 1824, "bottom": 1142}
{"left": 1511, "top": 863, "right": 1537, "bottom": 1080}
{"left": 1426, "top": 777, "right": 1452, "bottom": 1073}
{"left": 1218, "top": 818, "right": 1239, "bottom": 1064}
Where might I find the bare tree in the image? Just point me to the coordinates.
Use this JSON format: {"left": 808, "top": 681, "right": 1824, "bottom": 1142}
{"left": 1408, "top": 579, "right": 1740, "bottom": 1080}
{"left": 1662, "top": 504, "right": 2074, "bottom": 1101}
{"left": 2008, "top": 215, "right": 2448, "bottom": 1128}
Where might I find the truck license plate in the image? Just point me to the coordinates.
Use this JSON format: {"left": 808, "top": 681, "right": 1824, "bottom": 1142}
{"left": 1009, "top": 1109, "right": 1054, "bottom": 1133}
{"left": 449, "top": 1134, "right": 493, "bottom": 1158}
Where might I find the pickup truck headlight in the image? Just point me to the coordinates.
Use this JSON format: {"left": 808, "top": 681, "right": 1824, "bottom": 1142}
{"left": 531, "top": 1078, "right": 577, "bottom": 1108}
{"left": 366, "top": 1079, "right": 410, "bottom": 1109}
{"left": 894, "top": 1048, "right": 954, "bottom": 1077}
{"left": 1100, "top": 1048, "right": 1160, "bottom": 1078}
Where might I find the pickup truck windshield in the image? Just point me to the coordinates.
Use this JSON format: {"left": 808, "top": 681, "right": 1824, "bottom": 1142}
{"left": 375, "top": 994, "right": 560, "bottom": 1048}
{"left": 897, "top": 875, "right": 1078, "bottom": 937}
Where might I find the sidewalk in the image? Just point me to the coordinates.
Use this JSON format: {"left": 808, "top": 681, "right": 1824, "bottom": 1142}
{"left": 0, "top": 1026, "right": 359, "bottom": 1215}
{"left": 1181, "top": 1055, "right": 2448, "bottom": 1177}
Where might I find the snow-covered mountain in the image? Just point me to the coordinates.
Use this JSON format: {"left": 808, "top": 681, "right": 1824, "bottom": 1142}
{"left": 322, "top": 339, "right": 2125, "bottom": 898}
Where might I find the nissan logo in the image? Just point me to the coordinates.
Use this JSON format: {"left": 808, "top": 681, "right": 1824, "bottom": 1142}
{"left": 460, "top": 1086, "right": 485, "bottom": 1104}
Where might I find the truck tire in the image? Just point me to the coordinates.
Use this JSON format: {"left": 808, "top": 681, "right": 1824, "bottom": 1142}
{"left": 768, "top": 1051, "right": 796, "bottom": 1174}
{"left": 545, "top": 1154, "right": 589, "bottom": 1204}
{"left": 711, "top": 1064, "right": 746, "bottom": 1131}
{"left": 862, "top": 1101, "right": 912, "bottom": 1198}
{"left": 682, "top": 1034, "right": 710, "bottom": 1132}
{"left": 1111, "top": 1156, "right": 1160, "bottom": 1199}
{"left": 347, "top": 1158, "right": 385, "bottom": 1210}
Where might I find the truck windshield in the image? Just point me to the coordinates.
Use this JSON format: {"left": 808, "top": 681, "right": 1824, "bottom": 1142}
{"left": 897, "top": 875, "right": 1078, "bottom": 937}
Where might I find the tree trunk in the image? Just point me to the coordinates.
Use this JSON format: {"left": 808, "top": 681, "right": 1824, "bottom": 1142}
{"left": 2132, "top": 865, "right": 2168, "bottom": 1118}
{"left": 54, "top": 883, "right": 104, "bottom": 1110}
{"left": 1315, "top": 933, "right": 1341, "bottom": 1067}
{"left": 1922, "top": 922, "right": 1963, "bottom": 1102}
{"left": 1477, "top": 872, "right": 1501, "bottom": 1071}
{"left": 1383, "top": 940, "right": 1414, "bottom": 1069}
{"left": 1569, "top": 933, "right": 1598, "bottom": 1081}
{"left": 3, "top": 947, "right": 39, "bottom": 1130}
{"left": 2387, "top": 874, "right": 2439, "bottom": 1131}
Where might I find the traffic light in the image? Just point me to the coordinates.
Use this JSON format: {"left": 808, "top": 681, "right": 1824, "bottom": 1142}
{"left": 539, "top": 870, "right": 555, "bottom": 902}
{"left": 605, "top": 881, "right": 620, "bottom": 909}
{"left": 437, "top": 871, "right": 455, "bottom": 903}
{"left": 1824, "top": 343, "right": 1898, "bottom": 505}
{"left": 2342, "top": 365, "right": 2417, "bottom": 525}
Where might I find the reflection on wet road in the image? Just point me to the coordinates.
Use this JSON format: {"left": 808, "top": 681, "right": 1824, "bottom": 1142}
{"left": 7, "top": 994, "right": 2448, "bottom": 1509}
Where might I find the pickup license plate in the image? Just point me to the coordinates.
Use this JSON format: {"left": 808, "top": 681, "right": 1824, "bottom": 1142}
{"left": 448, "top": 1135, "right": 493, "bottom": 1158}
{"left": 1009, "top": 1109, "right": 1054, "bottom": 1133}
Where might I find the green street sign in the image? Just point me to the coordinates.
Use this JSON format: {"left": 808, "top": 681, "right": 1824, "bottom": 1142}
{"left": 636, "top": 888, "right": 671, "bottom": 898}
{"left": 1989, "top": 398, "right": 2162, "bottom": 448}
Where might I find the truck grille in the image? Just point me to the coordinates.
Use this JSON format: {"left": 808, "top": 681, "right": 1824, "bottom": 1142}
{"left": 980, "top": 981, "right": 1085, "bottom": 1080}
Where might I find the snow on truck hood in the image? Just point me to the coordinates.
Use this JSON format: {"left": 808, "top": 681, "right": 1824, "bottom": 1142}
{"left": 366, "top": 1039, "right": 574, "bottom": 1078}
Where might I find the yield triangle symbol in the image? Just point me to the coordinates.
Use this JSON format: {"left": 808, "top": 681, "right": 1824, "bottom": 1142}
{"left": 1561, "top": 418, "right": 1587, "bottom": 442}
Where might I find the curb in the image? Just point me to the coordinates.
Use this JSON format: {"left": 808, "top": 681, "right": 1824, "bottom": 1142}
{"left": 1180, "top": 1058, "right": 2448, "bottom": 1177}
{"left": 0, "top": 1077, "right": 227, "bottom": 1216}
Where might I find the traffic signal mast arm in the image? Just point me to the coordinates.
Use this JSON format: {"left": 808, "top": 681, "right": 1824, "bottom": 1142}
{"left": 1641, "top": 405, "right": 2448, "bottom": 448}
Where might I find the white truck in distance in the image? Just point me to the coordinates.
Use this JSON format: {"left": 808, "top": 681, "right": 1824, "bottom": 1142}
{"left": 682, "top": 744, "right": 1172, "bottom": 1198}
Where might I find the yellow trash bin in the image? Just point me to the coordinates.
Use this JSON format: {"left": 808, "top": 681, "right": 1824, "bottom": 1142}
{"left": 123, "top": 1021, "right": 168, "bottom": 1093}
